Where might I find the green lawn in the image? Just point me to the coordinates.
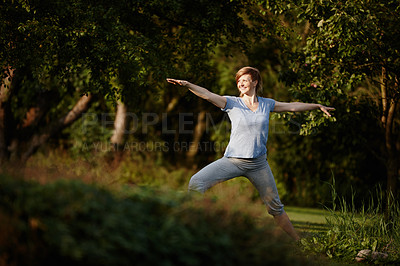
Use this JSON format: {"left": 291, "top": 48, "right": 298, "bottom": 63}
{"left": 285, "top": 206, "right": 330, "bottom": 234}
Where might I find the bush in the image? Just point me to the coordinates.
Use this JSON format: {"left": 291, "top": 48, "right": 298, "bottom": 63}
{"left": 0, "top": 174, "right": 310, "bottom": 266}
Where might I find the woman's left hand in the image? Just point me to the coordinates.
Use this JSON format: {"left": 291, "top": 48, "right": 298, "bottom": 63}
{"left": 319, "top": 105, "right": 335, "bottom": 117}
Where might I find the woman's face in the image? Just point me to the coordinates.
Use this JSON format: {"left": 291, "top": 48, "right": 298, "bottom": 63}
{"left": 237, "top": 74, "right": 257, "bottom": 95}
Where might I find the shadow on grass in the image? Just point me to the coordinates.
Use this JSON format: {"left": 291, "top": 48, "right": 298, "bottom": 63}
{"left": 283, "top": 206, "right": 330, "bottom": 235}
{"left": 292, "top": 220, "right": 329, "bottom": 234}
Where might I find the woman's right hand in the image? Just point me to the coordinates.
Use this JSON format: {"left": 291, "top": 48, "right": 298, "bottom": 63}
{"left": 166, "top": 78, "right": 227, "bottom": 109}
{"left": 166, "top": 78, "right": 190, "bottom": 87}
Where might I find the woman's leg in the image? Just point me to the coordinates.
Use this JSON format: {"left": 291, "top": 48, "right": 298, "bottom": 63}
{"left": 188, "top": 157, "right": 243, "bottom": 193}
{"left": 245, "top": 161, "right": 300, "bottom": 241}
{"left": 273, "top": 211, "right": 300, "bottom": 241}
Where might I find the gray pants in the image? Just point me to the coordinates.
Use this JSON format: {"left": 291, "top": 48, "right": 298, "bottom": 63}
{"left": 188, "top": 154, "right": 284, "bottom": 216}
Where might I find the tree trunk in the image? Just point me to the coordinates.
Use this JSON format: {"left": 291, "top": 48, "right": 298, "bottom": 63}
{"left": 110, "top": 101, "right": 127, "bottom": 149}
{"left": 385, "top": 98, "right": 398, "bottom": 198}
{"left": 0, "top": 67, "right": 14, "bottom": 164}
{"left": 187, "top": 110, "right": 207, "bottom": 163}
{"left": 166, "top": 96, "right": 180, "bottom": 113}
{"left": 380, "top": 67, "right": 399, "bottom": 216}
{"left": 110, "top": 101, "right": 127, "bottom": 166}
{"left": 20, "top": 94, "right": 93, "bottom": 163}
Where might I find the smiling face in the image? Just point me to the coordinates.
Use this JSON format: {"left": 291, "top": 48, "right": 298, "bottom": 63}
{"left": 235, "top": 67, "right": 263, "bottom": 97}
{"left": 237, "top": 74, "right": 258, "bottom": 96}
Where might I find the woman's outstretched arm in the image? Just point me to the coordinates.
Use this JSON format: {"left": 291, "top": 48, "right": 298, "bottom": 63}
{"left": 273, "top": 101, "right": 335, "bottom": 117}
{"left": 166, "top": 78, "right": 227, "bottom": 109}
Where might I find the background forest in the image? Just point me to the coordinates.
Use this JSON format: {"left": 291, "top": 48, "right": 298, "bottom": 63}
{"left": 1, "top": 0, "right": 400, "bottom": 264}
{"left": 2, "top": 0, "right": 398, "bottom": 206}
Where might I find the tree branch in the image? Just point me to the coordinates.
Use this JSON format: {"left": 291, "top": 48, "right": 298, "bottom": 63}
{"left": 21, "top": 94, "right": 93, "bottom": 162}
{"left": 15, "top": 90, "right": 61, "bottom": 144}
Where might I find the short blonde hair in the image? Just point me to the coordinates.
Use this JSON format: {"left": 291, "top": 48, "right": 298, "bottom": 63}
{"left": 235, "top": 66, "right": 263, "bottom": 96}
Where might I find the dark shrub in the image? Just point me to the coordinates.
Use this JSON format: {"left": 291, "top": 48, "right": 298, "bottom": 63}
{"left": 0, "top": 175, "right": 309, "bottom": 265}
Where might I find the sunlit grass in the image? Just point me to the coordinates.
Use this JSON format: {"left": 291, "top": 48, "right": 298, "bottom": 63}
{"left": 300, "top": 181, "right": 400, "bottom": 263}
{"left": 285, "top": 206, "right": 329, "bottom": 234}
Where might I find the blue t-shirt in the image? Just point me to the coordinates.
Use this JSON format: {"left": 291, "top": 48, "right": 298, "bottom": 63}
{"left": 221, "top": 96, "right": 275, "bottom": 158}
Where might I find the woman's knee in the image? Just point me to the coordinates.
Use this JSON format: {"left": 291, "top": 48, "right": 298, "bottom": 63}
{"left": 261, "top": 195, "right": 285, "bottom": 216}
{"left": 267, "top": 204, "right": 285, "bottom": 217}
{"left": 188, "top": 175, "right": 207, "bottom": 193}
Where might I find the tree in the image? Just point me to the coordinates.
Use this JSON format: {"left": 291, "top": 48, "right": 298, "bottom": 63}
{"left": 261, "top": 0, "right": 400, "bottom": 197}
{"left": 0, "top": 0, "right": 257, "bottom": 165}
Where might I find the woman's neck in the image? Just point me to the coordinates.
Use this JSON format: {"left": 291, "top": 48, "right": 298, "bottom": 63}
{"left": 241, "top": 93, "right": 258, "bottom": 104}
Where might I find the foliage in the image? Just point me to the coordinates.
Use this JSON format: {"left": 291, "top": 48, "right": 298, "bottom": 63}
{"left": 261, "top": 0, "right": 400, "bottom": 133}
{"left": 301, "top": 182, "right": 400, "bottom": 264}
{"left": 268, "top": 95, "right": 385, "bottom": 207}
{"left": 62, "top": 101, "right": 114, "bottom": 160}
{"left": 2, "top": 0, "right": 398, "bottom": 211}
{"left": 0, "top": 0, "right": 262, "bottom": 163}
{"left": 252, "top": 0, "right": 400, "bottom": 205}
{"left": 1, "top": 0, "right": 260, "bottom": 100}
{"left": 206, "top": 10, "right": 387, "bottom": 206}
{"left": 0, "top": 174, "right": 311, "bottom": 266}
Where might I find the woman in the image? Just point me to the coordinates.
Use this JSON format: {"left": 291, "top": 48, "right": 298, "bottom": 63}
{"left": 166, "top": 66, "right": 334, "bottom": 241}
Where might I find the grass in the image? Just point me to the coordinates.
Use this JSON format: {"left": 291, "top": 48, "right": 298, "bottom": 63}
{"left": 285, "top": 206, "right": 329, "bottom": 234}
{"left": 300, "top": 183, "right": 400, "bottom": 264}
